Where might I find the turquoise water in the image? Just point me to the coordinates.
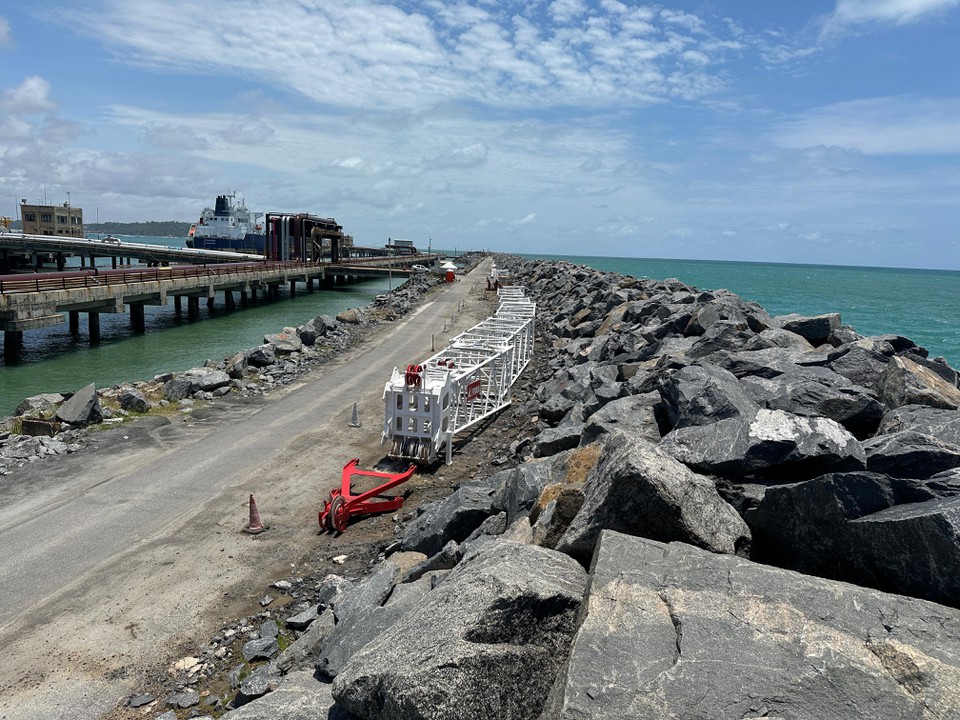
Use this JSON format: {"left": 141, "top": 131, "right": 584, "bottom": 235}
{"left": 0, "top": 235, "right": 393, "bottom": 415}
{"left": 3, "top": 245, "right": 957, "bottom": 416}
{"left": 525, "top": 254, "right": 960, "bottom": 369}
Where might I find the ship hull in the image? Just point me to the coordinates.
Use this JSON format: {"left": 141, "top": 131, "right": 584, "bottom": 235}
{"left": 186, "top": 232, "right": 266, "bottom": 254}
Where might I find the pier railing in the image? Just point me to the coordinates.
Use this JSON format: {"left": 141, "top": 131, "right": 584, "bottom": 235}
{"left": 0, "top": 261, "right": 311, "bottom": 295}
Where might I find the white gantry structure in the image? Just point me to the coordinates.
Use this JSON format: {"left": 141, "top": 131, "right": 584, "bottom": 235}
{"left": 383, "top": 286, "right": 535, "bottom": 464}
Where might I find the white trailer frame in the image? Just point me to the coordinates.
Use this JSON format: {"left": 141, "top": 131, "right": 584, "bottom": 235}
{"left": 382, "top": 286, "right": 535, "bottom": 464}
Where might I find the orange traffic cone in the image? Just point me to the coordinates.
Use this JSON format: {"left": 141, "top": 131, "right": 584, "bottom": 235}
{"left": 243, "top": 494, "right": 268, "bottom": 534}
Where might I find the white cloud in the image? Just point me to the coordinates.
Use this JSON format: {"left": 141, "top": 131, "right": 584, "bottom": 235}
{"left": 822, "top": 0, "right": 960, "bottom": 35}
{"left": 0, "top": 76, "right": 56, "bottom": 114}
{"left": 0, "top": 16, "right": 12, "bottom": 48}
{"left": 60, "top": 0, "right": 753, "bottom": 111}
{"left": 430, "top": 142, "right": 488, "bottom": 170}
{"left": 334, "top": 157, "right": 364, "bottom": 170}
{"left": 143, "top": 123, "right": 207, "bottom": 151}
{"left": 771, "top": 96, "right": 960, "bottom": 154}
{"left": 221, "top": 119, "right": 275, "bottom": 146}
{"left": 516, "top": 213, "right": 536, "bottom": 225}
{"left": 549, "top": 0, "right": 586, "bottom": 23}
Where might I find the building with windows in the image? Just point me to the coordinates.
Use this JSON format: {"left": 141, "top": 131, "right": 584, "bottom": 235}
{"left": 21, "top": 201, "right": 84, "bottom": 237}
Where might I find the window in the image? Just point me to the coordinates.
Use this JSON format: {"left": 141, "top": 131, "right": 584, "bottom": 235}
{"left": 57, "top": 215, "right": 67, "bottom": 224}
{"left": 24, "top": 213, "right": 36, "bottom": 222}
{"left": 40, "top": 213, "right": 52, "bottom": 223}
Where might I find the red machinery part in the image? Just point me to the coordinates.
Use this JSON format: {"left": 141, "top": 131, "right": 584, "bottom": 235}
{"left": 319, "top": 458, "right": 416, "bottom": 534}
{"left": 404, "top": 364, "right": 422, "bottom": 389}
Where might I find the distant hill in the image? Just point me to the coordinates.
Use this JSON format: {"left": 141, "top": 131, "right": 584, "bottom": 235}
{"left": 2, "top": 219, "right": 192, "bottom": 236}
{"left": 86, "top": 221, "right": 192, "bottom": 237}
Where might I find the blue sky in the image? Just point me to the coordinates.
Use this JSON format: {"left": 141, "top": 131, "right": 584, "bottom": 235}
{"left": 1, "top": 1, "right": 959, "bottom": 269}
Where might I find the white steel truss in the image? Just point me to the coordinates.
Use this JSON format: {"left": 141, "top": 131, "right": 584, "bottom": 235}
{"left": 382, "top": 286, "right": 535, "bottom": 464}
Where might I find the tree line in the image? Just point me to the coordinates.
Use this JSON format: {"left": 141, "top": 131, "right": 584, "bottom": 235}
{"left": 85, "top": 221, "right": 193, "bottom": 237}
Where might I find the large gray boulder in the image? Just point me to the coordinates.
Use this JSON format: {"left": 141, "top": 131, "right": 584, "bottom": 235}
{"left": 556, "top": 433, "right": 749, "bottom": 564}
{"left": 742, "top": 327, "right": 813, "bottom": 351}
{"left": 333, "top": 542, "right": 587, "bottom": 720}
{"left": 313, "top": 314, "right": 338, "bottom": 335}
{"left": 660, "top": 408, "right": 866, "bottom": 481}
{"left": 741, "top": 365, "right": 884, "bottom": 439}
{"left": 55, "top": 383, "right": 102, "bottom": 426}
{"left": 686, "top": 320, "right": 756, "bottom": 359}
{"left": 15, "top": 393, "right": 65, "bottom": 417}
{"left": 543, "top": 532, "right": 960, "bottom": 719}
{"left": 847, "top": 496, "right": 960, "bottom": 607}
{"left": 712, "top": 346, "right": 831, "bottom": 380}
{"left": 876, "top": 405, "right": 960, "bottom": 446}
{"left": 264, "top": 331, "right": 303, "bottom": 355}
{"left": 119, "top": 387, "right": 150, "bottom": 413}
{"left": 317, "top": 571, "right": 431, "bottom": 679}
{"left": 775, "top": 312, "right": 841, "bottom": 346}
{"left": 162, "top": 368, "right": 231, "bottom": 400}
{"left": 878, "top": 355, "right": 960, "bottom": 409}
{"left": 657, "top": 363, "right": 758, "bottom": 430}
{"left": 826, "top": 339, "right": 894, "bottom": 389}
{"left": 490, "top": 451, "right": 574, "bottom": 526}
{"left": 745, "top": 472, "right": 960, "bottom": 606}
{"left": 531, "top": 421, "right": 584, "bottom": 457}
{"left": 246, "top": 345, "right": 277, "bottom": 368}
{"left": 219, "top": 671, "right": 350, "bottom": 719}
{"left": 191, "top": 369, "right": 231, "bottom": 392}
{"left": 336, "top": 308, "right": 360, "bottom": 324}
{"left": 863, "top": 431, "right": 960, "bottom": 478}
{"left": 579, "top": 392, "right": 663, "bottom": 446}
{"left": 400, "top": 476, "right": 500, "bottom": 556}
{"left": 225, "top": 351, "right": 248, "bottom": 379}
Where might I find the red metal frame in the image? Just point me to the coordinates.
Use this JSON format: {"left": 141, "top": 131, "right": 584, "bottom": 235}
{"left": 319, "top": 458, "right": 416, "bottom": 534}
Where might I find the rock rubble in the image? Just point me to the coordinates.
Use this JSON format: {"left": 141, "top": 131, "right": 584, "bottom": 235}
{"left": 178, "top": 255, "right": 960, "bottom": 720}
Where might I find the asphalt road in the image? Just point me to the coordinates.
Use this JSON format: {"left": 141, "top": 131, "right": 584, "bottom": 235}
{"left": 0, "top": 258, "right": 492, "bottom": 720}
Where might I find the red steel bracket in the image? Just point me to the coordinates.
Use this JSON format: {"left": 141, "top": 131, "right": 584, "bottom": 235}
{"left": 319, "top": 458, "right": 416, "bottom": 534}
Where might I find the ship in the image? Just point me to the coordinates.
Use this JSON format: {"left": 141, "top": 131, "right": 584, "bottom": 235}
{"left": 186, "top": 193, "right": 265, "bottom": 253}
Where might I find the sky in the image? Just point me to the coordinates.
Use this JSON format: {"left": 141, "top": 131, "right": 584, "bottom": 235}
{"left": 1, "top": 1, "right": 959, "bottom": 269}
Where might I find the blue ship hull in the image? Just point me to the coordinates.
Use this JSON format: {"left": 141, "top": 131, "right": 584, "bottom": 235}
{"left": 186, "top": 232, "right": 266, "bottom": 254}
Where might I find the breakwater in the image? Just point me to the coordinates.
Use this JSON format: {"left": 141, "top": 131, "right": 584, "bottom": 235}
{"left": 528, "top": 253, "right": 960, "bottom": 369}
{"left": 102, "top": 255, "right": 960, "bottom": 719}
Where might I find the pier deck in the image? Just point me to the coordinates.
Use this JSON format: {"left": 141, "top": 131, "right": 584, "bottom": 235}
{"left": 0, "top": 252, "right": 439, "bottom": 355}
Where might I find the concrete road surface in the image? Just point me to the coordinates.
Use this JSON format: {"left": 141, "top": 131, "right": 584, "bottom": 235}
{"left": 0, "top": 258, "right": 492, "bottom": 719}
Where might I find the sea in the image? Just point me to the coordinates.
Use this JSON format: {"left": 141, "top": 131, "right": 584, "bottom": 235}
{"left": 1, "top": 239, "right": 957, "bottom": 415}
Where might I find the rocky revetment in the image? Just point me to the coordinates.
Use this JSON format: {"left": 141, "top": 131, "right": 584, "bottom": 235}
{"left": 7, "top": 255, "right": 960, "bottom": 719}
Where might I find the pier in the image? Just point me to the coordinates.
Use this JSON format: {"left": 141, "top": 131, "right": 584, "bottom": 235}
{"left": 0, "top": 242, "right": 440, "bottom": 357}
{"left": 0, "top": 232, "right": 263, "bottom": 272}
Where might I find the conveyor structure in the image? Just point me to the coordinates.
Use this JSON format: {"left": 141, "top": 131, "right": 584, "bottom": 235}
{"left": 383, "top": 286, "right": 535, "bottom": 464}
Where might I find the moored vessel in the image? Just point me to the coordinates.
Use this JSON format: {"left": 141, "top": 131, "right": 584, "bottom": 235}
{"left": 186, "top": 193, "right": 265, "bottom": 253}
